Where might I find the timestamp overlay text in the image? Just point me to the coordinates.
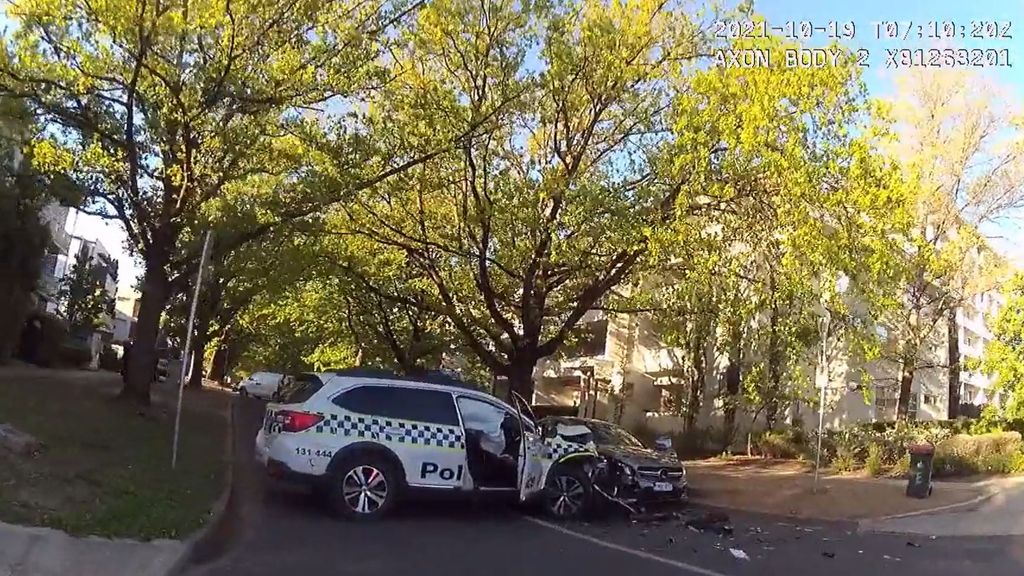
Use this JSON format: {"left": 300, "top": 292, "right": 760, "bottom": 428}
{"left": 711, "top": 19, "right": 1013, "bottom": 70}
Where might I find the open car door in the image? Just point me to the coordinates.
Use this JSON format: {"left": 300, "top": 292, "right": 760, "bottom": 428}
{"left": 511, "top": 392, "right": 545, "bottom": 501}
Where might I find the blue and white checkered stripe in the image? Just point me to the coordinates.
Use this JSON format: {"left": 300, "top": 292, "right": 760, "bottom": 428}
{"left": 545, "top": 439, "right": 597, "bottom": 461}
{"left": 315, "top": 413, "right": 465, "bottom": 450}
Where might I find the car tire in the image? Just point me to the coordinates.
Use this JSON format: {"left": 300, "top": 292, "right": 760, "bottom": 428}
{"left": 543, "top": 465, "right": 593, "bottom": 520}
{"left": 328, "top": 453, "right": 400, "bottom": 520}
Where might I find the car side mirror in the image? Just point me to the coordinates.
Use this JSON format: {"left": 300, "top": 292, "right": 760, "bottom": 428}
{"left": 541, "top": 423, "right": 557, "bottom": 439}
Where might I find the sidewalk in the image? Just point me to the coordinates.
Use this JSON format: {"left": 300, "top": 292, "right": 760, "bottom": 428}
{"left": 860, "top": 476, "right": 1024, "bottom": 536}
{"left": 685, "top": 458, "right": 989, "bottom": 521}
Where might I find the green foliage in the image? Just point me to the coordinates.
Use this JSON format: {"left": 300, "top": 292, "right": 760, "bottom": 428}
{"left": 0, "top": 94, "right": 51, "bottom": 362}
{"left": 830, "top": 447, "right": 858, "bottom": 473}
{"left": 975, "top": 274, "right": 1024, "bottom": 419}
{"left": 865, "top": 443, "right": 884, "bottom": 477}
{"left": 56, "top": 341, "right": 93, "bottom": 368}
{"left": 56, "top": 255, "right": 111, "bottom": 335}
{"left": 754, "top": 428, "right": 805, "bottom": 459}
{"left": 893, "top": 452, "right": 911, "bottom": 477}
{"left": 23, "top": 311, "right": 70, "bottom": 367}
{"left": 2, "top": 0, "right": 424, "bottom": 400}
{"left": 933, "top": 432, "right": 1023, "bottom": 477}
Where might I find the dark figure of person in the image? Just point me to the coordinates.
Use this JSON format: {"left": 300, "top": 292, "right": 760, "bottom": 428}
{"left": 17, "top": 318, "right": 43, "bottom": 364}
{"left": 121, "top": 341, "right": 132, "bottom": 384}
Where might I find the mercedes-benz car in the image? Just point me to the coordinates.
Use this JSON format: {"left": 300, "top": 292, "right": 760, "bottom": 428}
{"left": 538, "top": 416, "right": 687, "bottom": 505}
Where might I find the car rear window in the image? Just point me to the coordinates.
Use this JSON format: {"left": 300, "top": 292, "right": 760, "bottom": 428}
{"left": 333, "top": 385, "right": 459, "bottom": 426}
{"left": 277, "top": 374, "right": 324, "bottom": 404}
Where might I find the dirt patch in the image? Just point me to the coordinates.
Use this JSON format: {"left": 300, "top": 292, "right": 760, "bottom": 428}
{"left": 686, "top": 457, "right": 988, "bottom": 520}
{"left": 0, "top": 365, "right": 231, "bottom": 539}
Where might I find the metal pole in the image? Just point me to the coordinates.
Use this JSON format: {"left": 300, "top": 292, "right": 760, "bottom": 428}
{"left": 814, "top": 311, "right": 830, "bottom": 494}
{"left": 172, "top": 231, "right": 213, "bottom": 469}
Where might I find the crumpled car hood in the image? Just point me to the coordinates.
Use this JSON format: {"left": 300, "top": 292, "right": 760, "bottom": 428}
{"left": 597, "top": 444, "right": 682, "bottom": 468}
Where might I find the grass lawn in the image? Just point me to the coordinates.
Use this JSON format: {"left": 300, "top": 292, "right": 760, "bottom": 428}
{"left": 0, "top": 365, "right": 229, "bottom": 540}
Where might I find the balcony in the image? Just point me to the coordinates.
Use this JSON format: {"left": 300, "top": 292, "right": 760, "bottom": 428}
{"left": 39, "top": 203, "right": 71, "bottom": 255}
{"left": 640, "top": 346, "right": 686, "bottom": 377}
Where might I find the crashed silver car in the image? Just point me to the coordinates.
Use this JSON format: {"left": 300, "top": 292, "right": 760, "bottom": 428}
{"left": 538, "top": 417, "right": 688, "bottom": 508}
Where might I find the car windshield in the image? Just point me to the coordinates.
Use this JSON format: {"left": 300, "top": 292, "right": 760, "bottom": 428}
{"left": 585, "top": 421, "right": 644, "bottom": 449}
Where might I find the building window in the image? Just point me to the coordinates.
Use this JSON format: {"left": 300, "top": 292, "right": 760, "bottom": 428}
{"left": 874, "top": 386, "right": 898, "bottom": 417}
{"left": 923, "top": 394, "right": 939, "bottom": 406}
{"left": 908, "top": 393, "right": 919, "bottom": 420}
{"left": 579, "top": 319, "right": 609, "bottom": 357}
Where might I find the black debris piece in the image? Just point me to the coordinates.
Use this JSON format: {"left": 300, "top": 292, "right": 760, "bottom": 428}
{"left": 822, "top": 552, "right": 835, "bottom": 559}
{"left": 906, "top": 541, "right": 921, "bottom": 548}
{"left": 684, "top": 512, "right": 733, "bottom": 536}
{"left": 667, "top": 537, "right": 675, "bottom": 544}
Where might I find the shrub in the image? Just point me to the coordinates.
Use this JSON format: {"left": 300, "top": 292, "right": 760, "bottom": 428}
{"left": 831, "top": 447, "right": 858, "bottom": 473}
{"left": 56, "top": 341, "right": 92, "bottom": 368}
{"left": 933, "top": 432, "right": 1023, "bottom": 477}
{"left": 892, "top": 453, "right": 911, "bottom": 477}
{"left": 753, "top": 427, "right": 806, "bottom": 459}
{"left": 866, "top": 444, "right": 884, "bottom": 477}
{"left": 22, "top": 312, "right": 70, "bottom": 367}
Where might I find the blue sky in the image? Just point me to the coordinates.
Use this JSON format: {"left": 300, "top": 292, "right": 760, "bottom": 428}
{"left": 2, "top": 0, "right": 1022, "bottom": 288}
{"left": 756, "top": 0, "right": 1023, "bottom": 95}
{"left": 755, "top": 0, "right": 1024, "bottom": 265}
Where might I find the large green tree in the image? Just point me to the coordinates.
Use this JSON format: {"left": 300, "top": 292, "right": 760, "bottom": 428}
{"left": 972, "top": 273, "right": 1024, "bottom": 419}
{"left": 881, "top": 68, "right": 1023, "bottom": 419}
{"left": 601, "top": 30, "right": 908, "bottom": 436}
{"left": 330, "top": 0, "right": 711, "bottom": 399}
{"left": 1, "top": 0, "right": 440, "bottom": 404}
{"left": 56, "top": 252, "right": 112, "bottom": 335}
{"left": 0, "top": 92, "right": 50, "bottom": 362}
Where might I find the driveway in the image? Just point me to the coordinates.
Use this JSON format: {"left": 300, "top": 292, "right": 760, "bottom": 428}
{"left": 181, "top": 398, "right": 1024, "bottom": 576}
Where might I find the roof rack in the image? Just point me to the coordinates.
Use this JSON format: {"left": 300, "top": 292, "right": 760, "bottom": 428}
{"left": 328, "top": 367, "right": 479, "bottom": 390}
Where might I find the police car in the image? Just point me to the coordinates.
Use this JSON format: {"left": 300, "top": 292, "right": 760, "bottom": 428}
{"left": 255, "top": 369, "right": 600, "bottom": 520}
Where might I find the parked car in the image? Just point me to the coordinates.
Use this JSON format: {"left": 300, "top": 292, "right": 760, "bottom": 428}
{"left": 239, "top": 371, "right": 285, "bottom": 400}
{"left": 538, "top": 417, "right": 687, "bottom": 506}
{"left": 255, "top": 368, "right": 601, "bottom": 520}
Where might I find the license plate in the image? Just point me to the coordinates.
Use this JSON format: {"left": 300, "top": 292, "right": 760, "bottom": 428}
{"left": 653, "top": 481, "right": 673, "bottom": 492}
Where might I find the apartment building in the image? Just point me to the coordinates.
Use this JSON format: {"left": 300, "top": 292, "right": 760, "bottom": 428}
{"left": 112, "top": 289, "right": 141, "bottom": 343}
{"left": 36, "top": 202, "right": 72, "bottom": 313}
{"left": 958, "top": 290, "right": 1006, "bottom": 406}
{"left": 533, "top": 282, "right": 1007, "bottom": 435}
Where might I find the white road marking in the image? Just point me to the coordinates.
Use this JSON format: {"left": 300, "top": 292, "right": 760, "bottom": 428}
{"left": 524, "top": 516, "right": 733, "bottom": 576}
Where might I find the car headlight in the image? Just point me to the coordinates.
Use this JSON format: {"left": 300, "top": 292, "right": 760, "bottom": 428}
{"left": 618, "top": 462, "right": 636, "bottom": 480}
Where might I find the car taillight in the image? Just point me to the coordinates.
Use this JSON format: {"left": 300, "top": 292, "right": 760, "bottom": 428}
{"left": 275, "top": 410, "right": 323, "bottom": 433}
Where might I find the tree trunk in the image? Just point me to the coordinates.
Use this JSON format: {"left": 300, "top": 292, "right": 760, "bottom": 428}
{"left": 207, "top": 341, "right": 228, "bottom": 382}
{"left": 119, "top": 257, "right": 170, "bottom": 405}
{"left": 765, "top": 304, "right": 783, "bottom": 431}
{"left": 896, "top": 358, "right": 915, "bottom": 420}
{"left": 947, "top": 307, "right": 961, "bottom": 419}
{"left": 505, "top": 358, "right": 536, "bottom": 403}
{"left": 685, "top": 338, "right": 704, "bottom": 432}
{"left": 187, "top": 322, "right": 208, "bottom": 390}
{"left": 723, "top": 333, "right": 742, "bottom": 449}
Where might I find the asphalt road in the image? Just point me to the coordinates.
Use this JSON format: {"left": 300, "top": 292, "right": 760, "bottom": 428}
{"left": 182, "top": 397, "right": 1024, "bottom": 576}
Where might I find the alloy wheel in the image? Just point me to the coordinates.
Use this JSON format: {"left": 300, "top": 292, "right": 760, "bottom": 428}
{"left": 550, "top": 474, "right": 585, "bottom": 517}
{"left": 342, "top": 465, "right": 388, "bottom": 514}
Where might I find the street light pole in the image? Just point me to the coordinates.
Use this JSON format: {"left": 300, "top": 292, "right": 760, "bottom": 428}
{"left": 814, "top": 308, "right": 831, "bottom": 494}
{"left": 172, "top": 231, "right": 213, "bottom": 470}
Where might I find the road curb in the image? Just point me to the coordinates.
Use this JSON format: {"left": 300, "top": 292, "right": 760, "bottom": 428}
{"left": 855, "top": 488, "right": 996, "bottom": 533}
{"left": 164, "top": 395, "right": 236, "bottom": 576}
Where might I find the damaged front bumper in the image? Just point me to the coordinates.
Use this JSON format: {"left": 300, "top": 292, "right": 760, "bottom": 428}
{"left": 592, "top": 460, "right": 688, "bottom": 511}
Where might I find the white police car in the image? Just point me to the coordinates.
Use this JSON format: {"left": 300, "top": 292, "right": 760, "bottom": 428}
{"left": 255, "top": 369, "right": 600, "bottom": 519}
